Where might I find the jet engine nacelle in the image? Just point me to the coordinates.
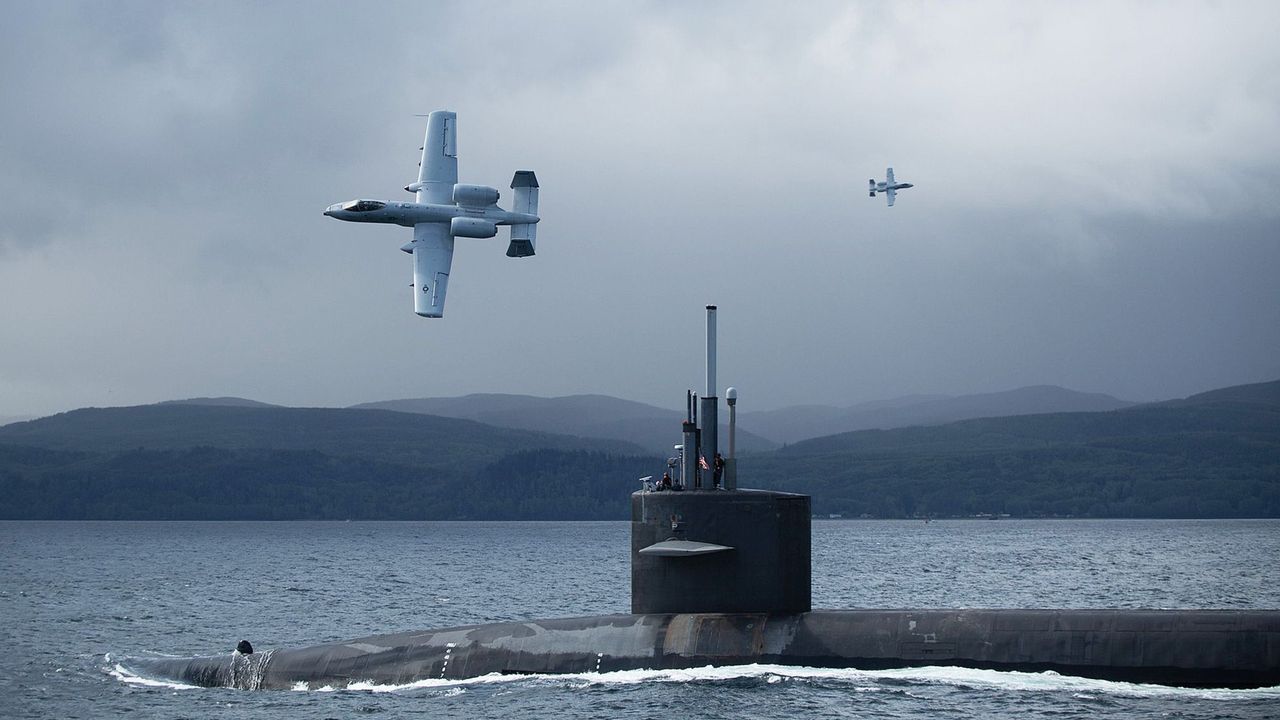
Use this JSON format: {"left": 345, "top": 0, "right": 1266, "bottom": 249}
{"left": 452, "top": 184, "right": 500, "bottom": 207}
{"left": 450, "top": 217, "right": 497, "bottom": 238}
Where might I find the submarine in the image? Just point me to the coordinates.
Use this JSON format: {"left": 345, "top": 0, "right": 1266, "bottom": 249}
{"left": 129, "top": 307, "right": 1280, "bottom": 690}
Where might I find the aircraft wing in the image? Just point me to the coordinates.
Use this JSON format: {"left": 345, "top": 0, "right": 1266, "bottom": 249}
{"left": 411, "top": 222, "right": 455, "bottom": 318}
{"left": 416, "top": 111, "right": 458, "bottom": 204}
{"left": 886, "top": 167, "right": 895, "bottom": 184}
{"left": 886, "top": 187, "right": 897, "bottom": 207}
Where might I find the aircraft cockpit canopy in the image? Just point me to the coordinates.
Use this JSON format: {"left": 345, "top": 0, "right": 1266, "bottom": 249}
{"left": 342, "top": 200, "right": 386, "bottom": 212}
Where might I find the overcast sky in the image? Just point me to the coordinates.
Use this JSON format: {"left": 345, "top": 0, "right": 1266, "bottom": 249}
{"left": 2, "top": 1, "right": 1278, "bottom": 418}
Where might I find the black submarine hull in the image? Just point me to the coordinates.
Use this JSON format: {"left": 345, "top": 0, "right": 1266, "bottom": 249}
{"left": 130, "top": 608, "right": 1280, "bottom": 690}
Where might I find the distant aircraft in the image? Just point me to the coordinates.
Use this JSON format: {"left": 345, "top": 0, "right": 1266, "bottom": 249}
{"left": 869, "top": 167, "right": 913, "bottom": 207}
{"left": 324, "top": 111, "right": 539, "bottom": 318}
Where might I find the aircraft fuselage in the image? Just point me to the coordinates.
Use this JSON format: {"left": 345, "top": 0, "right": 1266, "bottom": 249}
{"left": 872, "top": 181, "right": 914, "bottom": 193}
{"left": 324, "top": 199, "right": 539, "bottom": 228}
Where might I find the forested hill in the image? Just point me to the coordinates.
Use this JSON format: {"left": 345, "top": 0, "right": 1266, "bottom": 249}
{"left": 0, "top": 405, "right": 657, "bottom": 520}
{"left": 0, "top": 404, "right": 641, "bottom": 470}
{"left": 776, "top": 385, "right": 1279, "bottom": 457}
{"left": 1157, "top": 378, "right": 1280, "bottom": 408}
{"left": 0, "top": 380, "right": 1276, "bottom": 520}
{"left": 738, "top": 385, "right": 1135, "bottom": 444}
{"left": 743, "top": 380, "right": 1280, "bottom": 519}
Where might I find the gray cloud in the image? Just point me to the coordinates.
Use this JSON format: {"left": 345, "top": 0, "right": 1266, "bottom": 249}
{"left": 2, "top": 1, "right": 1278, "bottom": 417}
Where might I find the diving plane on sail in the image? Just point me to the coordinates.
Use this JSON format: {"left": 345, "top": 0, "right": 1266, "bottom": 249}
{"left": 324, "top": 111, "right": 539, "bottom": 318}
{"left": 869, "top": 168, "right": 913, "bottom": 207}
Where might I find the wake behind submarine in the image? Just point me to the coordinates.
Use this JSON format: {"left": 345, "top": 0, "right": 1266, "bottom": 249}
{"left": 130, "top": 307, "right": 1280, "bottom": 690}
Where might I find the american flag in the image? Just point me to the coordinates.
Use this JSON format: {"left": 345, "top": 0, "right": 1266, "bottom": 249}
{"left": 699, "top": 456, "right": 710, "bottom": 470}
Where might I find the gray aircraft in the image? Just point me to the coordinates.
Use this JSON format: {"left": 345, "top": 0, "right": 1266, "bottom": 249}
{"left": 869, "top": 167, "right": 913, "bottom": 207}
{"left": 324, "top": 111, "right": 539, "bottom": 317}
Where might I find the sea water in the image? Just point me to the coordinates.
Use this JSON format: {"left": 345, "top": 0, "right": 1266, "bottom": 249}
{"left": 2, "top": 519, "right": 1277, "bottom": 718}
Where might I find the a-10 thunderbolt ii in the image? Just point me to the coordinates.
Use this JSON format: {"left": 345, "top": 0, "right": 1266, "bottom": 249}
{"left": 324, "top": 111, "right": 539, "bottom": 317}
{"left": 869, "top": 167, "right": 913, "bottom": 207}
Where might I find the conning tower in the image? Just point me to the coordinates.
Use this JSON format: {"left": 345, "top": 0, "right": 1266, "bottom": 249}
{"left": 631, "top": 306, "right": 812, "bottom": 614}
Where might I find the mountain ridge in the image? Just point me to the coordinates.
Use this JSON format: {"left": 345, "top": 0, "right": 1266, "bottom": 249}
{"left": 0, "top": 404, "right": 643, "bottom": 472}
{"left": 1, "top": 378, "right": 1275, "bottom": 520}
{"left": 352, "top": 393, "right": 778, "bottom": 454}
{"left": 156, "top": 396, "right": 282, "bottom": 409}
{"left": 739, "top": 385, "right": 1136, "bottom": 444}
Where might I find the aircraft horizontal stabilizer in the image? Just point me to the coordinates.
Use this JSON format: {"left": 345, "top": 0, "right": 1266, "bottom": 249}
{"left": 510, "top": 170, "right": 539, "bottom": 190}
{"left": 507, "top": 238, "right": 535, "bottom": 258}
{"left": 508, "top": 171, "right": 539, "bottom": 258}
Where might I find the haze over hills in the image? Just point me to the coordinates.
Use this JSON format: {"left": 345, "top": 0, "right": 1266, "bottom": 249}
{"left": 744, "top": 379, "right": 1280, "bottom": 518}
{"left": 1153, "top": 379, "right": 1280, "bottom": 409}
{"left": 0, "top": 398, "right": 274, "bottom": 428}
{"left": 0, "top": 379, "right": 1275, "bottom": 520}
{"left": 352, "top": 393, "right": 779, "bottom": 455}
{"left": 0, "top": 404, "right": 642, "bottom": 472}
{"left": 775, "top": 382, "right": 1278, "bottom": 458}
{"left": 157, "top": 397, "right": 282, "bottom": 409}
{"left": 0, "top": 384, "right": 1155, "bottom": 449}
{"left": 738, "top": 385, "right": 1136, "bottom": 445}
{"left": 0, "top": 403, "right": 652, "bottom": 520}
{"left": 351, "top": 385, "right": 1136, "bottom": 451}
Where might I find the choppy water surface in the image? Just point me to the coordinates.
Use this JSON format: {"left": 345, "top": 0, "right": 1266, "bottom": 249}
{"left": 3, "top": 519, "right": 1278, "bottom": 718}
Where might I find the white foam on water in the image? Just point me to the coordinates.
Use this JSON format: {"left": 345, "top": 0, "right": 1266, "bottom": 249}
{"left": 435, "top": 686, "right": 467, "bottom": 697}
{"left": 282, "top": 673, "right": 506, "bottom": 693}
{"left": 342, "top": 673, "right": 521, "bottom": 693}
{"left": 106, "top": 661, "right": 199, "bottom": 690}
{"left": 332, "top": 665, "right": 1280, "bottom": 700}
{"left": 347, "top": 678, "right": 472, "bottom": 695}
{"left": 108, "top": 656, "right": 1280, "bottom": 701}
{"left": 866, "top": 665, "right": 1280, "bottom": 701}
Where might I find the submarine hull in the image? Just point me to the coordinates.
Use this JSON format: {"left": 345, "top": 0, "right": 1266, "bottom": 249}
{"left": 130, "top": 608, "right": 1280, "bottom": 690}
